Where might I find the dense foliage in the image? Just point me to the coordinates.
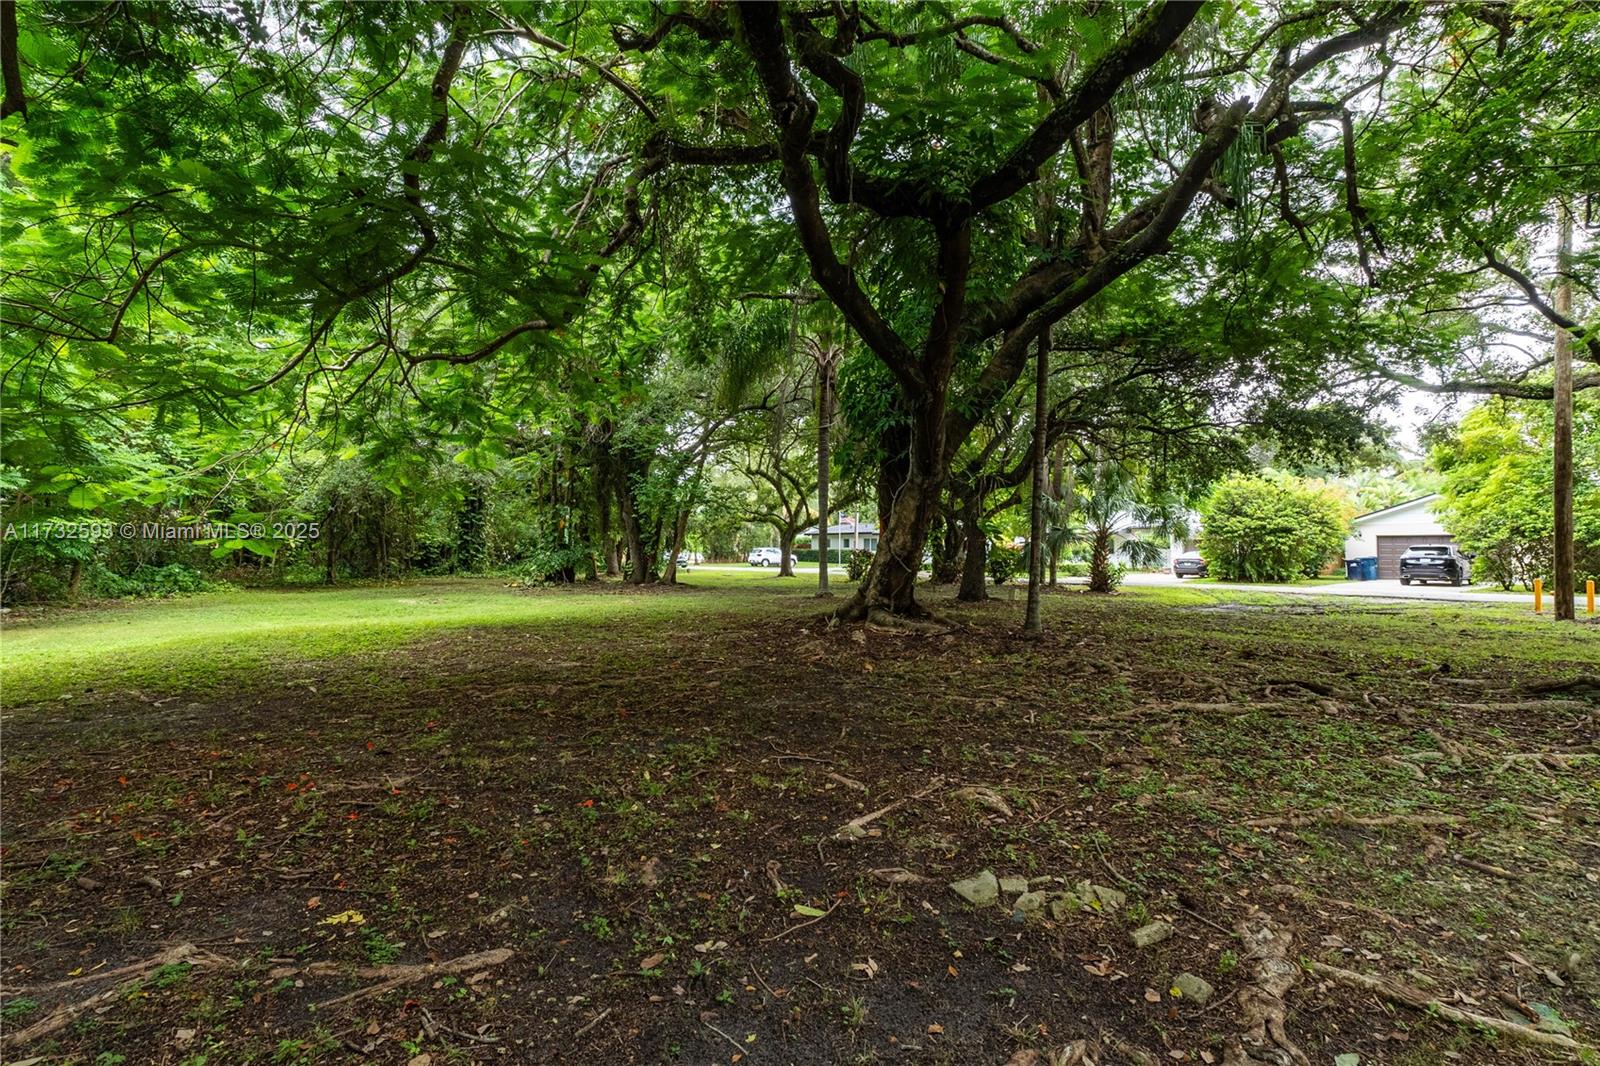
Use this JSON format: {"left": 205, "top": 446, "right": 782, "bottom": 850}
{"left": 1433, "top": 398, "right": 1600, "bottom": 591}
{"left": 1, "top": 2, "right": 1594, "bottom": 614}
{"left": 1198, "top": 474, "right": 1349, "bottom": 583}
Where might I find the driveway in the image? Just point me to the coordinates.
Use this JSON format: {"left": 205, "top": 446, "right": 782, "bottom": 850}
{"left": 1121, "top": 571, "right": 1568, "bottom": 607}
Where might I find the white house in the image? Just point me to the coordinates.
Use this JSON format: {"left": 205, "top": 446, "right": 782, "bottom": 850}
{"left": 1344, "top": 494, "right": 1453, "bottom": 578}
{"left": 803, "top": 515, "right": 879, "bottom": 553}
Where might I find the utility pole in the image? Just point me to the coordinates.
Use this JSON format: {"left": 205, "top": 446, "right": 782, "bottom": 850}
{"left": 1553, "top": 201, "right": 1575, "bottom": 621}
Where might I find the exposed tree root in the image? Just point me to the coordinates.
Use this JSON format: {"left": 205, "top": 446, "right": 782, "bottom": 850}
{"left": 1526, "top": 675, "right": 1600, "bottom": 696}
{"left": 3, "top": 943, "right": 239, "bottom": 1049}
{"left": 950, "top": 784, "right": 1015, "bottom": 818}
{"left": 865, "top": 607, "right": 950, "bottom": 634}
{"left": 1306, "top": 960, "right": 1594, "bottom": 1056}
{"left": 833, "top": 777, "right": 944, "bottom": 840}
{"left": 1244, "top": 809, "right": 1461, "bottom": 830}
{"left": 285, "top": 947, "right": 516, "bottom": 1009}
{"left": 1223, "top": 913, "right": 1310, "bottom": 1066}
{"left": 1263, "top": 883, "right": 1409, "bottom": 933}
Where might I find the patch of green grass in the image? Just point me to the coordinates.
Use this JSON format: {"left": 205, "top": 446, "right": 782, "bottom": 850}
{"left": 1, "top": 573, "right": 821, "bottom": 704}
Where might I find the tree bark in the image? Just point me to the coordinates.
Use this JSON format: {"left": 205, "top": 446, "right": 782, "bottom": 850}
{"left": 931, "top": 508, "right": 963, "bottom": 584}
{"left": 779, "top": 524, "right": 797, "bottom": 577}
{"left": 1024, "top": 328, "right": 1050, "bottom": 634}
{"left": 617, "top": 478, "right": 648, "bottom": 585}
{"left": 1553, "top": 202, "right": 1575, "bottom": 621}
{"left": 957, "top": 490, "right": 988, "bottom": 602}
{"left": 815, "top": 348, "right": 836, "bottom": 596}
{"left": 1088, "top": 527, "right": 1114, "bottom": 594}
{"left": 1048, "top": 441, "right": 1065, "bottom": 585}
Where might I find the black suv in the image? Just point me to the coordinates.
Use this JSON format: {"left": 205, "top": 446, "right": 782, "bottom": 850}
{"left": 1398, "top": 544, "right": 1472, "bottom": 587}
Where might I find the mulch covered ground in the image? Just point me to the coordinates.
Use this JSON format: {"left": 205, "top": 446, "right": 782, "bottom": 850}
{"left": 2, "top": 582, "right": 1596, "bottom": 1064}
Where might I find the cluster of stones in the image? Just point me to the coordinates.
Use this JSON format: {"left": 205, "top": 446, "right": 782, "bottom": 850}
{"left": 947, "top": 869, "right": 1127, "bottom": 921}
{"left": 947, "top": 869, "right": 1214, "bottom": 1006}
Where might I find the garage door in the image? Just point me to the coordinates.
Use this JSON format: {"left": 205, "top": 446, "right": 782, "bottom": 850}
{"left": 1375, "top": 534, "right": 1454, "bottom": 579}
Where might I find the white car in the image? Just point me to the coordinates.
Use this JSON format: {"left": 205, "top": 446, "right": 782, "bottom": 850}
{"left": 747, "top": 547, "right": 783, "bottom": 567}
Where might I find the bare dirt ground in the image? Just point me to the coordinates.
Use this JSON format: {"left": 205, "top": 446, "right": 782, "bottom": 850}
{"left": 2, "top": 581, "right": 1596, "bottom": 1064}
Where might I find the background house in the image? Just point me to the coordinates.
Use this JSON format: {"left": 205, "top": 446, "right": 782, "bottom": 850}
{"left": 1344, "top": 494, "right": 1453, "bottom": 578}
{"left": 804, "top": 515, "right": 879, "bottom": 554}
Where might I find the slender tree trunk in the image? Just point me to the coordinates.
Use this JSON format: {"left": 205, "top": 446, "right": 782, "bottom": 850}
{"left": 67, "top": 558, "right": 82, "bottom": 600}
{"left": 1553, "top": 202, "right": 1575, "bottom": 621}
{"left": 1048, "top": 441, "right": 1065, "bottom": 585}
{"left": 816, "top": 351, "right": 835, "bottom": 596}
{"left": 596, "top": 468, "right": 619, "bottom": 576}
{"left": 957, "top": 490, "right": 988, "bottom": 602}
{"left": 663, "top": 507, "right": 691, "bottom": 584}
{"left": 323, "top": 505, "right": 337, "bottom": 585}
{"left": 1024, "top": 329, "right": 1050, "bottom": 634}
{"left": 932, "top": 508, "right": 963, "bottom": 584}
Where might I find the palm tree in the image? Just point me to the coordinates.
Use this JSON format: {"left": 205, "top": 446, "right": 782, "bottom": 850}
{"left": 1070, "top": 464, "right": 1189, "bottom": 593}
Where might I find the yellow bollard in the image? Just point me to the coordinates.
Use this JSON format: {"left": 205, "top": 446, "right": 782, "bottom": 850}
{"left": 1588, "top": 579, "right": 1596, "bottom": 615}
{"left": 1534, "top": 578, "right": 1543, "bottom": 613}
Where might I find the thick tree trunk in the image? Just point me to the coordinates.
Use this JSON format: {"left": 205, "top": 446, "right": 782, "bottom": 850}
{"left": 931, "top": 509, "right": 963, "bottom": 584}
{"left": 1024, "top": 329, "right": 1049, "bottom": 634}
{"left": 67, "top": 559, "right": 82, "bottom": 600}
{"left": 957, "top": 493, "right": 988, "bottom": 603}
{"left": 663, "top": 507, "right": 690, "bottom": 584}
{"left": 1553, "top": 203, "right": 1575, "bottom": 621}
{"left": 779, "top": 525, "right": 797, "bottom": 577}
{"left": 618, "top": 481, "right": 648, "bottom": 585}
{"left": 837, "top": 396, "right": 945, "bottom": 621}
{"left": 1088, "top": 527, "right": 1114, "bottom": 593}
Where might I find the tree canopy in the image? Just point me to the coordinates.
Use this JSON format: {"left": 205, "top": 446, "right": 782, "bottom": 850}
{"left": 3, "top": 0, "right": 1596, "bottom": 612}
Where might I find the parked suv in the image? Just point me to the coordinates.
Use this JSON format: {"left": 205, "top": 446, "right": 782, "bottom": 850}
{"left": 747, "top": 547, "right": 784, "bottom": 567}
{"left": 1398, "top": 544, "right": 1472, "bottom": 587}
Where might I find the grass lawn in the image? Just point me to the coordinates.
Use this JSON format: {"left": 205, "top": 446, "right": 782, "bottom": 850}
{"left": 1, "top": 577, "right": 1596, "bottom": 1064}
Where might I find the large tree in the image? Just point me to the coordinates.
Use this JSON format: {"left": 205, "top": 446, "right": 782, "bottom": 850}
{"left": 7, "top": 1, "right": 1591, "bottom": 621}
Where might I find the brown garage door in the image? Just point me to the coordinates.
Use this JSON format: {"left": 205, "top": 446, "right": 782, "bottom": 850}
{"left": 1375, "top": 534, "right": 1454, "bottom": 579}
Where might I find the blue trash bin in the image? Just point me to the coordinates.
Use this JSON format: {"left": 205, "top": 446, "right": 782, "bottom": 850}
{"left": 1359, "top": 557, "right": 1379, "bottom": 581}
{"left": 1346, "top": 560, "right": 1362, "bottom": 580}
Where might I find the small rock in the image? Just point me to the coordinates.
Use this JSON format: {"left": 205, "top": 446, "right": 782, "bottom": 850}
{"left": 999, "top": 876, "right": 1029, "bottom": 895}
{"left": 1048, "top": 894, "right": 1079, "bottom": 921}
{"left": 74, "top": 875, "right": 102, "bottom": 891}
{"left": 1170, "top": 972, "right": 1213, "bottom": 1005}
{"left": 1129, "top": 921, "right": 1174, "bottom": 948}
{"left": 1011, "top": 891, "right": 1047, "bottom": 921}
{"left": 949, "top": 870, "right": 1000, "bottom": 906}
{"left": 174, "top": 1028, "right": 196, "bottom": 1046}
{"left": 1075, "top": 880, "right": 1126, "bottom": 913}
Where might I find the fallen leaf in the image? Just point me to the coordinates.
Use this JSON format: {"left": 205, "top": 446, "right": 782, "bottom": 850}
{"left": 319, "top": 909, "right": 366, "bottom": 926}
{"left": 640, "top": 953, "right": 666, "bottom": 971}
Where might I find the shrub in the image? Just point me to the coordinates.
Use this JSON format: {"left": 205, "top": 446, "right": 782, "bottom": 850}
{"left": 844, "top": 549, "right": 873, "bottom": 582}
{"left": 1198, "top": 475, "right": 1347, "bottom": 583}
{"left": 987, "top": 544, "right": 1024, "bottom": 585}
{"left": 88, "top": 563, "right": 224, "bottom": 598}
